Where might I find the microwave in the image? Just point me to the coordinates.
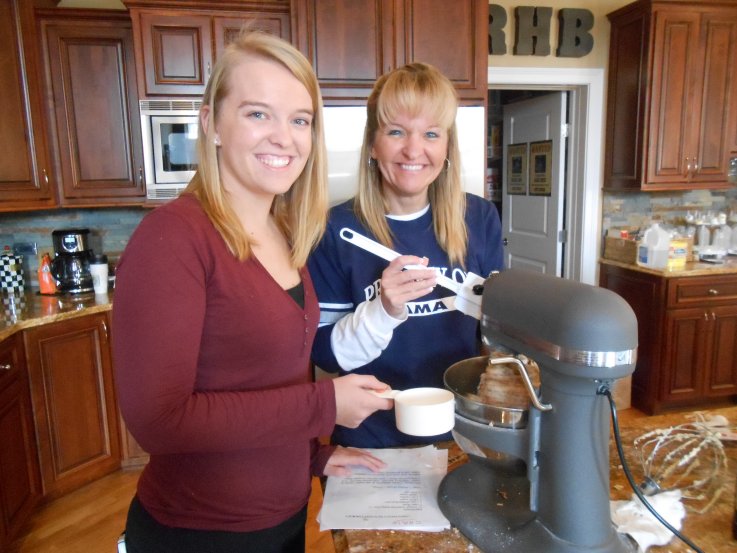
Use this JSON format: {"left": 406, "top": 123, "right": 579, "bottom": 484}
{"left": 140, "top": 99, "right": 201, "bottom": 200}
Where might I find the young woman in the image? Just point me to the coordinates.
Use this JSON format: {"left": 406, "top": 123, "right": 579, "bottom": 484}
{"left": 113, "top": 31, "right": 391, "bottom": 553}
{"left": 308, "top": 62, "right": 504, "bottom": 448}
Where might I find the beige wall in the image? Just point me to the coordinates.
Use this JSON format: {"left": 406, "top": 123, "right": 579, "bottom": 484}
{"left": 489, "top": 0, "right": 632, "bottom": 69}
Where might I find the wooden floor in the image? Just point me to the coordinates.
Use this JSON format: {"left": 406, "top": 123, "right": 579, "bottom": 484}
{"left": 9, "top": 470, "right": 335, "bottom": 553}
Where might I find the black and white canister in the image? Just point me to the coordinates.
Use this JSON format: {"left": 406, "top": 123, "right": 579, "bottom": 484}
{"left": 0, "top": 251, "right": 24, "bottom": 295}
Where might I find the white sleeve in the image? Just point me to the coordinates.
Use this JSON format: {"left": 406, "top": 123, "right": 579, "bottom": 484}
{"left": 330, "top": 297, "right": 407, "bottom": 370}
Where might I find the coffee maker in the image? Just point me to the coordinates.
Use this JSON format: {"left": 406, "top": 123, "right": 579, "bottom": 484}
{"left": 50, "top": 228, "right": 94, "bottom": 294}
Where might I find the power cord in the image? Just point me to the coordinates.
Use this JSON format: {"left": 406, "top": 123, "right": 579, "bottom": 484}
{"left": 597, "top": 385, "right": 705, "bottom": 553}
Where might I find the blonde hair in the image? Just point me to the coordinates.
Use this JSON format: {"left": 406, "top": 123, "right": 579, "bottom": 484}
{"left": 185, "top": 31, "right": 328, "bottom": 267}
{"left": 355, "top": 62, "right": 468, "bottom": 267}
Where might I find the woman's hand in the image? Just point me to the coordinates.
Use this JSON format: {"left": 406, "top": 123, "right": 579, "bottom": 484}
{"left": 323, "top": 446, "right": 386, "bottom": 477}
{"left": 333, "top": 374, "right": 393, "bottom": 428}
{"left": 380, "top": 255, "right": 438, "bottom": 318}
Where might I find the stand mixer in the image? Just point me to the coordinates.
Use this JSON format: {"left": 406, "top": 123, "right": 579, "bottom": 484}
{"left": 439, "top": 269, "right": 639, "bottom": 553}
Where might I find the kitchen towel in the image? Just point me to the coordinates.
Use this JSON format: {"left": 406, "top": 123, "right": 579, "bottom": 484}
{"left": 611, "top": 490, "right": 685, "bottom": 552}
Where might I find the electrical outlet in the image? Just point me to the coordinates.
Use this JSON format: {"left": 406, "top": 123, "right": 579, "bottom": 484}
{"left": 13, "top": 242, "right": 37, "bottom": 256}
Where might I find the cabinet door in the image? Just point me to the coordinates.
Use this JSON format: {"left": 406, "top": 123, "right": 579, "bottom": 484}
{"left": 662, "top": 307, "right": 709, "bottom": 402}
{"left": 24, "top": 313, "right": 121, "bottom": 499}
{"left": 135, "top": 11, "right": 212, "bottom": 97}
{"left": 41, "top": 16, "right": 146, "bottom": 205}
{"left": 0, "top": 0, "right": 56, "bottom": 210}
{"left": 645, "top": 9, "right": 700, "bottom": 187}
{"left": 402, "top": 0, "right": 488, "bottom": 104}
{"left": 213, "top": 12, "right": 290, "bottom": 59}
{"left": 706, "top": 305, "right": 737, "bottom": 397}
{"left": 0, "top": 335, "right": 41, "bottom": 550}
{"left": 291, "top": 0, "right": 396, "bottom": 104}
{"left": 694, "top": 12, "right": 737, "bottom": 184}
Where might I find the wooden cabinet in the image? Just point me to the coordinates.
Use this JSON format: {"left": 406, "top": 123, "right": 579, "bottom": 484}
{"left": 600, "top": 262, "right": 737, "bottom": 414}
{"left": 23, "top": 312, "right": 121, "bottom": 499}
{"left": 604, "top": 1, "right": 737, "bottom": 191}
{"left": 0, "top": 333, "right": 42, "bottom": 551}
{"left": 124, "top": 1, "right": 291, "bottom": 98}
{"left": 38, "top": 10, "right": 146, "bottom": 206}
{"left": 0, "top": 0, "right": 56, "bottom": 211}
{"left": 290, "top": 0, "right": 488, "bottom": 105}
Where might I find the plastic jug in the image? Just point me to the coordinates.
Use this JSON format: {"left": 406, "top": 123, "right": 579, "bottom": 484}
{"left": 637, "top": 223, "right": 670, "bottom": 269}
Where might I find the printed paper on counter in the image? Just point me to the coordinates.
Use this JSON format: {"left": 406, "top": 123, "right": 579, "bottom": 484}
{"left": 318, "top": 445, "right": 450, "bottom": 532}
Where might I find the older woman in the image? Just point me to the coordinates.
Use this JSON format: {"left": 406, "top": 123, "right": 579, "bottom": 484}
{"left": 113, "top": 31, "right": 390, "bottom": 553}
{"left": 309, "top": 62, "right": 504, "bottom": 448}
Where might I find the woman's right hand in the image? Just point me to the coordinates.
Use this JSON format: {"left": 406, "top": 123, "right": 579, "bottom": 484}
{"left": 333, "top": 374, "right": 393, "bottom": 428}
{"left": 380, "top": 255, "right": 438, "bottom": 318}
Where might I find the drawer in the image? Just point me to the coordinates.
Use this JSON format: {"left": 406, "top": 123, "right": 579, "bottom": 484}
{"left": 667, "top": 274, "right": 737, "bottom": 308}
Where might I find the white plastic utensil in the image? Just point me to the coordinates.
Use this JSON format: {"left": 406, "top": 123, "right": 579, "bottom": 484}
{"left": 372, "top": 387, "right": 455, "bottom": 436}
{"left": 339, "top": 227, "right": 486, "bottom": 319}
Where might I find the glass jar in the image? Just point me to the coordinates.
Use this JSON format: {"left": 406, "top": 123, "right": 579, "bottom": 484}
{"left": 729, "top": 156, "right": 737, "bottom": 184}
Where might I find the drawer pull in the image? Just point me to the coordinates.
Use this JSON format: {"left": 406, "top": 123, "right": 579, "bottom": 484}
{"left": 0, "top": 363, "right": 11, "bottom": 371}
{"left": 708, "top": 289, "right": 719, "bottom": 295}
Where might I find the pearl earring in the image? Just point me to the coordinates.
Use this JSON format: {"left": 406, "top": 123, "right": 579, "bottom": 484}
{"left": 214, "top": 136, "right": 221, "bottom": 146}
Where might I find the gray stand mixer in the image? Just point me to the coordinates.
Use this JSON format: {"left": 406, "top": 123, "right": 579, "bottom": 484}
{"left": 439, "top": 269, "right": 639, "bottom": 553}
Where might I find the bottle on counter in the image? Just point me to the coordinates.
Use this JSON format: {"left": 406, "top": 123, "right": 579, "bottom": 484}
{"left": 637, "top": 223, "right": 669, "bottom": 269}
{"left": 38, "top": 253, "right": 57, "bottom": 295}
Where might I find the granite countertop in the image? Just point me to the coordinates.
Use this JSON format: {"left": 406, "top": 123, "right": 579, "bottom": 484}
{"left": 334, "top": 407, "right": 737, "bottom": 553}
{"left": 601, "top": 257, "right": 737, "bottom": 277}
{"left": 0, "top": 290, "right": 112, "bottom": 342}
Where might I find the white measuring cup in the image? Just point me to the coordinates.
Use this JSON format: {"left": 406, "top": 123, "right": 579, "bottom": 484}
{"left": 373, "top": 388, "right": 455, "bottom": 436}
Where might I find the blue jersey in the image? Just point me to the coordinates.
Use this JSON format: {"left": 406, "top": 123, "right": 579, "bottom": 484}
{"left": 308, "top": 193, "right": 504, "bottom": 447}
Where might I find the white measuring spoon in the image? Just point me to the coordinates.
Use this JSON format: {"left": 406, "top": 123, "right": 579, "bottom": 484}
{"left": 339, "top": 227, "right": 486, "bottom": 319}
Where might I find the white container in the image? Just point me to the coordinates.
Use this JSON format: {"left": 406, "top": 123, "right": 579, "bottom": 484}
{"left": 637, "top": 223, "right": 670, "bottom": 269}
{"left": 89, "top": 253, "right": 109, "bottom": 294}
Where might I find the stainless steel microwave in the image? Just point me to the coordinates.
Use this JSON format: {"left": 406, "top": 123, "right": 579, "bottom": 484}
{"left": 140, "top": 99, "right": 201, "bottom": 200}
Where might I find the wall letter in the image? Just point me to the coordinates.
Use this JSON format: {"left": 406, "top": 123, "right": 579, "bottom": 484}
{"left": 557, "top": 8, "right": 594, "bottom": 57}
{"left": 514, "top": 6, "right": 552, "bottom": 56}
{"left": 489, "top": 4, "right": 507, "bottom": 55}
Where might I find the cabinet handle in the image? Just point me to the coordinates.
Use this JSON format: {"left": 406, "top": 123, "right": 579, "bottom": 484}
{"left": 101, "top": 320, "right": 108, "bottom": 341}
{"left": 43, "top": 169, "right": 49, "bottom": 184}
{"left": 138, "top": 166, "right": 144, "bottom": 184}
{"left": 708, "top": 288, "right": 719, "bottom": 295}
{"left": 207, "top": 62, "right": 211, "bottom": 77}
{"left": 704, "top": 312, "right": 710, "bottom": 321}
{"left": 712, "top": 312, "right": 717, "bottom": 321}
{"left": 685, "top": 157, "right": 691, "bottom": 177}
{"left": 0, "top": 363, "right": 11, "bottom": 371}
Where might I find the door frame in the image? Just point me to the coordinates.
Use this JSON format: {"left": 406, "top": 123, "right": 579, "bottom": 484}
{"left": 488, "top": 67, "right": 605, "bottom": 285}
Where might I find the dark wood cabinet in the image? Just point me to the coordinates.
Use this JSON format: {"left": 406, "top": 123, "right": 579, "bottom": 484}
{"left": 125, "top": 1, "right": 290, "bottom": 98}
{"left": 600, "top": 262, "right": 737, "bottom": 414}
{"left": 604, "top": 1, "right": 737, "bottom": 191}
{"left": 290, "top": 0, "right": 488, "bottom": 105}
{"left": 38, "top": 10, "right": 146, "bottom": 206}
{"left": 0, "top": 333, "right": 42, "bottom": 551}
{"left": 0, "top": 0, "right": 56, "bottom": 211}
{"left": 23, "top": 312, "right": 121, "bottom": 499}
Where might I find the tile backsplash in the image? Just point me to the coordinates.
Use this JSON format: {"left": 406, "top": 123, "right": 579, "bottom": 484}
{"left": 602, "top": 188, "right": 737, "bottom": 235}
{"left": 0, "top": 207, "right": 148, "bottom": 288}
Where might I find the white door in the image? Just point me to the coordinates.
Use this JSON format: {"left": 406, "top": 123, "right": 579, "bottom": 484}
{"left": 501, "top": 92, "right": 567, "bottom": 275}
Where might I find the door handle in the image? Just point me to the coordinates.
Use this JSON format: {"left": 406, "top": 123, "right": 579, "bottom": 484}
{"left": 503, "top": 238, "right": 508, "bottom": 246}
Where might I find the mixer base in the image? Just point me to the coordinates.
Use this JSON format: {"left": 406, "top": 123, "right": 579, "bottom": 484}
{"left": 438, "top": 458, "right": 638, "bottom": 553}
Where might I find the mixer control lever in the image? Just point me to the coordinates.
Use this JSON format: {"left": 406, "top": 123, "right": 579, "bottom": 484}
{"left": 490, "top": 356, "right": 552, "bottom": 411}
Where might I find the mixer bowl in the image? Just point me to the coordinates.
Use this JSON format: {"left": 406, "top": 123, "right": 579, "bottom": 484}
{"left": 444, "top": 355, "right": 529, "bottom": 429}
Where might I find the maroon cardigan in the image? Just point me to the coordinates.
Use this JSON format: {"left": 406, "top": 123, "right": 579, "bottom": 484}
{"left": 112, "top": 195, "right": 336, "bottom": 532}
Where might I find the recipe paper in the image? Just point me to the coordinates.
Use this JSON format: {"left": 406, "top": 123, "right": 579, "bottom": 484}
{"left": 318, "top": 445, "right": 450, "bottom": 532}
